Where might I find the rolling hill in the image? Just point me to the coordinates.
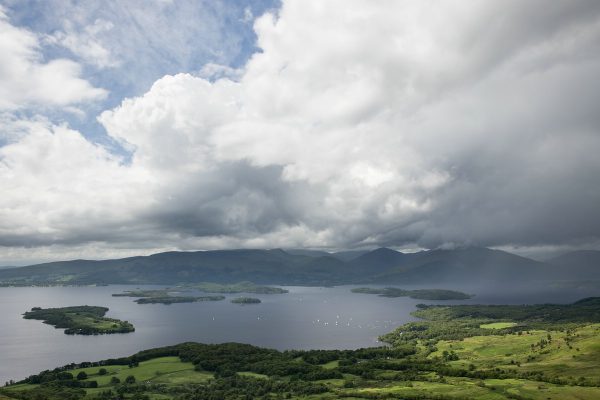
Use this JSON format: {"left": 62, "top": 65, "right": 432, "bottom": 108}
{"left": 373, "top": 247, "right": 553, "bottom": 284}
{"left": 0, "top": 247, "right": 593, "bottom": 286}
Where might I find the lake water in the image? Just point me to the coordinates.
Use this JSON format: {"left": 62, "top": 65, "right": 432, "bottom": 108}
{"left": 0, "top": 283, "right": 596, "bottom": 383}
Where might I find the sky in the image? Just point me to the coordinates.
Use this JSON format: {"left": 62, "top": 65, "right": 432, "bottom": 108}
{"left": 1, "top": 0, "right": 600, "bottom": 266}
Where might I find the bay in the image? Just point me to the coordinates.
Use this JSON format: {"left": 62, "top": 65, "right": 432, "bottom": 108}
{"left": 0, "top": 283, "right": 594, "bottom": 383}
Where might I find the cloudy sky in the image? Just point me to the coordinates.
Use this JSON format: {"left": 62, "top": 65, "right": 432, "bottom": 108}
{"left": 1, "top": 0, "right": 600, "bottom": 265}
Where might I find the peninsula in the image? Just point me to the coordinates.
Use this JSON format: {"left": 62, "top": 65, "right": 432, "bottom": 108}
{"left": 351, "top": 287, "right": 473, "bottom": 300}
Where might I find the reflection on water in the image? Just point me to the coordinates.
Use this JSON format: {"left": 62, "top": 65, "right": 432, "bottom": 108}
{"left": 0, "top": 283, "right": 597, "bottom": 382}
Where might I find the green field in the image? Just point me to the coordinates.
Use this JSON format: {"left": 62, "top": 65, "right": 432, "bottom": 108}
{"left": 3, "top": 357, "right": 213, "bottom": 400}
{"left": 71, "top": 357, "right": 209, "bottom": 384}
{"left": 480, "top": 322, "right": 517, "bottom": 329}
{"left": 430, "top": 324, "right": 600, "bottom": 380}
{"left": 345, "top": 377, "right": 600, "bottom": 400}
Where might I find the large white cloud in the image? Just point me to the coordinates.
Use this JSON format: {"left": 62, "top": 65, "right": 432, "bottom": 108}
{"left": 0, "top": 6, "right": 106, "bottom": 110}
{"left": 0, "top": 118, "right": 151, "bottom": 246}
{"left": 2, "top": 0, "right": 600, "bottom": 263}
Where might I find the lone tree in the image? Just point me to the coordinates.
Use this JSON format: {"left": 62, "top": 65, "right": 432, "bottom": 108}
{"left": 76, "top": 371, "right": 87, "bottom": 380}
{"left": 98, "top": 368, "right": 107, "bottom": 375}
{"left": 125, "top": 375, "right": 136, "bottom": 384}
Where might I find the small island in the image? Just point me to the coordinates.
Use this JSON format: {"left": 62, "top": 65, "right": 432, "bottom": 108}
{"left": 112, "top": 289, "right": 172, "bottom": 297}
{"left": 231, "top": 297, "right": 261, "bottom": 304}
{"left": 23, "top": 306, "right": 134, "bottom": 335}
{"left": 188, "top": 281, "right": 288, "bottom": 294}
{"left": 135, "top": 295, "right": 225, "bottom": 304}
{"left": 351, "top": 287, "right": 473, "bottom": 300}
{"left": 112, "top": 289, "right": 226, "bottom": 304}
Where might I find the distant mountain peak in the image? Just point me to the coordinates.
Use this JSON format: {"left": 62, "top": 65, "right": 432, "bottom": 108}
{"left": 347, "top": 247, "right": 406, "bottom": 272}
{"left": 358, "top": 247, "right": 405, "bottom": 258}
{"left": 371, "top": 247, "right": 403, "bottom": 254}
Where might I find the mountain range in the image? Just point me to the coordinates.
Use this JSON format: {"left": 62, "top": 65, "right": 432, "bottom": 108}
{"left": 0, "top": 247, "right": 598, "bottom": 286}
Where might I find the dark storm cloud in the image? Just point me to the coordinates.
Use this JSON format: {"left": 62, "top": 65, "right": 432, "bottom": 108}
{"left": 141, "top": 162, "right": 324, "bottom": 238}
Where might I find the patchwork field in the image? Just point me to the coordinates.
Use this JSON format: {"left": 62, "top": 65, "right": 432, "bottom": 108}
{"left": 431, "top": 324, "right": 600, "bottom": 383}
{"left": 480, "top": 322, "right": 517, "bottom": 329}
{"left": 3, "top": 357, "right": 213, "bottom": 400}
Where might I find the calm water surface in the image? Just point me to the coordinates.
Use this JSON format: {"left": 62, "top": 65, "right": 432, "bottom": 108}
{"left": 0, "top": 283, "right": 596, "bottom": 382}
